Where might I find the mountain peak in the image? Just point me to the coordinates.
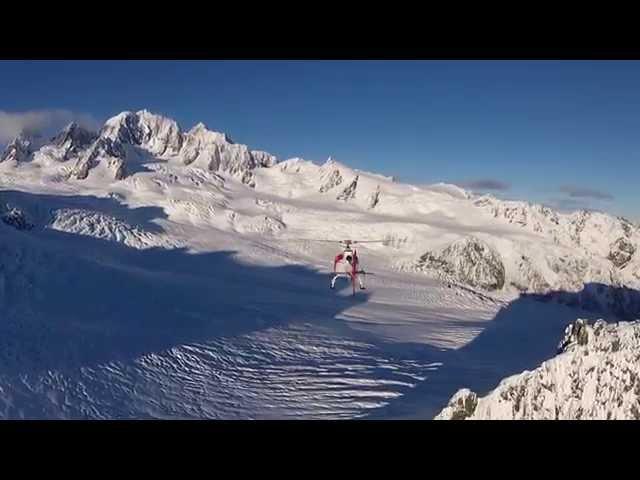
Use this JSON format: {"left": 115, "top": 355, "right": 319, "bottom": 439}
{"left": 100, "top": 110, "right": 183, "bottom": 156}
{"left": 186, "top": 122, "right": 233, "bottom": 144}
{"left": 0, "top": 134, "right": 39, "bottom": 163}
{"left": 321, "top": 156, "right": 351, "bottom": 171}
{"left": 191, "top": 122, "right": 208, "bottom": 131}
{"left": 52, "top": 122, "right": 97, "bottom": 147}
{"left": 104, "top": 110, "right": 135, "bottom": 125}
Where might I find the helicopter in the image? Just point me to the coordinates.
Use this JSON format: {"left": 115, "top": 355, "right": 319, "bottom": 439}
{"left": 331, "top": 239, "right": 369, "bottom": 295}
{"left": 291, "top": 238, "right": 385, "bottom": 296}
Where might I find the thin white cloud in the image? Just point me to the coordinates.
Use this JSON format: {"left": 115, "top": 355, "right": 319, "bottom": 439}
{"left": 0, "top": 110, "right": 101, "bottom": 144}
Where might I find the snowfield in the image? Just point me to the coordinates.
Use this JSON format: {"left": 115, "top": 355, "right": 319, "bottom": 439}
{"left": 0, "top": 110, "right": 638, "bottom": 419}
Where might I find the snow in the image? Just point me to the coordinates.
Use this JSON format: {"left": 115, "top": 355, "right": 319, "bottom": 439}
{"left": 0, "top": 109, "right": 638, "bottom": 419}
{"left": 435, "top": 319, "right": 640, "bottom": 420}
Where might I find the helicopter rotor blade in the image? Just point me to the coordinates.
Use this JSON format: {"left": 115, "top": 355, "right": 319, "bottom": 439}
{"left": 281, "top": 238, "right": 387, "bottom": 244}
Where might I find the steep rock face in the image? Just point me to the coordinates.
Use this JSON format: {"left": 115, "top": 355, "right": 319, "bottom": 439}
{"left": 336, "top": 175, "right": 359, "bottom": 201}
{"left": 179, "top": 123, "right": 275, "bottom": 183}
{"left": 436, "top": 319, "right": 640, "bottom": 420}
{"left": 619, "top": 217, "right": 634, "bottom": 238}
{"left": 100, "top": 110, "right": 183, "bottom": 157}
{"left": 416, "top": 237, "right": 506, "bottom": 291}
{"left": 71, "top": 137, "right": 127, "bottom": 180}
{"left": 250, "top": 150, "right": 278, "bottom": 169}
{"left": 609, "top": 237, "right": 635, "bottom": 269}
{"left": 434, "top": 389, "right": 479, "bottom": 420}
{"left": 50, "top": 122, "right": 97, "bottom": 161}
{"left": 0, "top": 135, "right": 34, "bottom": 163}
{"left": 318, "top": 160, "right": 344, "bottom": 193}
{"left": 367, "top": 185, "right": 381, "bottom": 209}
{"left": 567, "top": 210, "right": 592, "bottom": 246}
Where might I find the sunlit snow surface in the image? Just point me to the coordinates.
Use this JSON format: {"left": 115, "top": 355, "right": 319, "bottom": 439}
{"left": 1, "top": 112, "right": 637, "bottom": 419}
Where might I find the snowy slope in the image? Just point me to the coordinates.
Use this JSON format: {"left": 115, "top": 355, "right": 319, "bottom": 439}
{"left": 3, "top": 109, "right": 638, "bottom": 310}
{"left": 0, "top": 109, "right": 638, "bottom": 419}
{"left": 435, "top": 318, "right": 640, "bottom": 420}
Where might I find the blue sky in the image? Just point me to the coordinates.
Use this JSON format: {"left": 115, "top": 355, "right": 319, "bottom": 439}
{"left": 0, "top": 60, "right": 638, "bottom": 220}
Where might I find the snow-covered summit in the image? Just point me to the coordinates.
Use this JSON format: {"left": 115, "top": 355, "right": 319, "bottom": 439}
{"left": 100, "top": 110, "right": 183, "bottom": 157}
{"left": 1, "top": 108, "right": 638, "bottom": 313}
{"left": 1, "top": 110, "right": 279, "bottom": 183}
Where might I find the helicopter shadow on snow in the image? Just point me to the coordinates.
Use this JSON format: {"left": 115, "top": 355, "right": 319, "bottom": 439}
{"left": 0, "top": 189, "right": 371, "bottom": 377}
{"left": 363, "top": 282, "right": 640, "bottom": 419}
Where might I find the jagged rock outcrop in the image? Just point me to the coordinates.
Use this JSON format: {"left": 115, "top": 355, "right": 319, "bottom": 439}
{"left": 436, "top": 319, "right": 640, "bottom": 420}
{"left": 1, "top": 207, "right": 33, "bottom": 231}
{"left": 318, "top": 161, "right": 344, "bottom": 193}
{"left": 368, "top": 185, "right": 381, "bottom": 209}
{"left": 416, "top": 237, "right": 506, "bottom": 291}
{"left": 620, "top": 217, "right": 634, "bottom": 238}
{"left": 0, "top": 135, "right": 34, "bottom": 163}
{"left": 71, "top": 137, "right": 127, "bottom": 180}
{"left": 568, "top": 210, "right": 591, "bottom": 246}
{"left": 609, "top": 237, "right": 635, "bottom": 269}
{"left": 336, "top": 175, "right": 359, "bottom": 201}
{"left": 50, "top": 122, "right": 97, "bottom": 160}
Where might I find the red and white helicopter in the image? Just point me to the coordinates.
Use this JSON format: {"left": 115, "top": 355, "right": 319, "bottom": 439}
{"left": 326, "top": 239, "right": 383, "bottom": 296}
{"left": 288, "top": 238, "right": 385, "bottom": 295}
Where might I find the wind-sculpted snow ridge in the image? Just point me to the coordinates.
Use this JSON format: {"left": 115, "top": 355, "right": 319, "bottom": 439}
{"left": 435, "top": 318, "right": 640, "bottom": 420}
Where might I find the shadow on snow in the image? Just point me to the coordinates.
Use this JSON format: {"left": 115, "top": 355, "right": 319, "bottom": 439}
{"left": 0, "top": 189, "right": 370, "bottom": 376}
{"left": 364, "top": 282, "right": 640, "bottom": 419}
